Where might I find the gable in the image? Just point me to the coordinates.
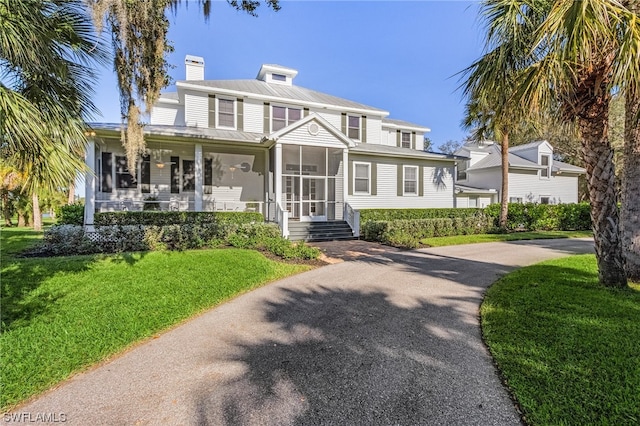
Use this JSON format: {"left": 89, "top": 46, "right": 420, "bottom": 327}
{"left": 271, "top": 113, "right": 355, "bottom": 148}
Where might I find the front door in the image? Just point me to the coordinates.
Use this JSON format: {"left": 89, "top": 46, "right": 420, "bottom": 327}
{"left": 301, "top": 177, "right": 326, "bottom": 222}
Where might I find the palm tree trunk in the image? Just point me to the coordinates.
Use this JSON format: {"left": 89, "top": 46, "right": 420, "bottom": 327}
{"left": 68, "top": 180, "right": 75, "bottom": 204}
{"left": 499, "top": 132, "right": 509, "bottom": 230}
{"left": 32, "top": 192, "right": 42, "bottom": 231}
{"left": 621, "top": 88, "right": 640, "bottom": 281}
{"left": 577, "top": 102, "right": 627, "bottom": 287}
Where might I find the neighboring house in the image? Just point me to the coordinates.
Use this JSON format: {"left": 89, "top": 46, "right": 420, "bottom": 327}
{"left": 84, "top": 55, "right": 460, "bottom": 236}
{"left": 454, "top": 140, "right": 585, "bottom": 207}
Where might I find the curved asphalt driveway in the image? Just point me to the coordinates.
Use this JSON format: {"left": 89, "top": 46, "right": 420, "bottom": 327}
{"left": 6, "top": 238, "right": 593, "bottom": 425}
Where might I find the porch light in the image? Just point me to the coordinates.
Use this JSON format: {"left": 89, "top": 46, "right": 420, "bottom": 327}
{"left": 155, "top": 161, "right": 165, "bottom": 169}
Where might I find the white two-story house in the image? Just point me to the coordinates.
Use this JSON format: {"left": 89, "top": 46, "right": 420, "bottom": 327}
{"left": 84, "top": 55, "right": 460, "bottom": 235}
{"left": 454, "top": 140, "right": 585, "bottom": 207}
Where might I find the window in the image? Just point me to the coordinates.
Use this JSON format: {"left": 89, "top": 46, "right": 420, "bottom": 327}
{"left": 540, "top": 196, "right": 550, "bottom": 204}
{"left": 541, "top": 155, "right": 550, "bottom": 178}
{"left": 509, "top": 197, "right": 523, "bottom": 203}
{"left": 101, "top": 152, "right": 113, "bottom": 193}
{"left": 170, "top": 156, "right": 180, "bottom": 193}
{"left": 182, "top": 160, "right": 195, "bottom": 191}
{"left": 272, "top": 106, "right": 301, "bottom": 131}
{"left": 272, "top": 73, "right": 287, "bottom": 82}
{"left": 348, "top": 115, "right": 360, "bottom": 139}
{"left": 141, "top": 154, "right": 151, "bottom": 193}
{"left": 401, "top": 132, "right": 411, "bottom": 149}
{"left": 115, "top": 155, "right": 137, "bottom": 189}
{"left": 403, "top": 166, "right": 418, "bottom": 195}
{"left": 353, "top": 162, "right": 370, "bottom": 194}
{"left": 218, "top": 98, "right": 235, "bottom": 128}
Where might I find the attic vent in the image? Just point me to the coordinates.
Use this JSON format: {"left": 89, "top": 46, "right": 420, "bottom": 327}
{"left": 272, "top": 73, "right": 286, "bottom": 82}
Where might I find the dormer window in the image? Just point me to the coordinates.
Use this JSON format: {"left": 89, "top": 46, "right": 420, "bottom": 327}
{"left": 272, "top": 105, "right": 301, "bottom": 131}
{"left": 348, "top": 115, "right": 360, "bottom": 140}
{"left": 272, "top": 73, "right": 287, "bottom": 82}
{"left": 540, "top": 155, "right": 550, "bottom": 178}
{"left": 217, "top": 98, "right": 235, "bottom": 128}
{"left": 401, "top": 132, "right": 411, "bottom": 149}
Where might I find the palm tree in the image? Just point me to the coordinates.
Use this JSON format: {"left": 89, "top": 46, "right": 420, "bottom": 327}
{"left": 460, "top": 4, "right": 545, "bottom": 230}
{"left": 470, "top": 0, "right": 640, "bottom": 287}
{"left": 1, "top": 0, "right": 106, "bottom": 230}
{"left": 621, "top": 1, "right": 640, "bottom": 281}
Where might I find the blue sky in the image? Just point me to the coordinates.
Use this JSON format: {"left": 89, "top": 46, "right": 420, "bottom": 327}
{"left": 93, "top": 1, "right": 485, "bottom": 148}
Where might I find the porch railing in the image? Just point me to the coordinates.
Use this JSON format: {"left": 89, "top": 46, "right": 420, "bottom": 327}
{"left": 276, "top": 202, "right": 289, "bottom": 238}
{"left": 344, "top": 203, "right": 360, "bottom": 238}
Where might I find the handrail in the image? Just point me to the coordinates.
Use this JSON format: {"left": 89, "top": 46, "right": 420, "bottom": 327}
{"left": 344, "top": 203, "right": 360, "bottom": 238}
{"left": 276, "top": 202, "right": 289, "bottom": 238}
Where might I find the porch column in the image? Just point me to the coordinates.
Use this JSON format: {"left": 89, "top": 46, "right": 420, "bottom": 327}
{"left": 195, "top": 144, "right": 203, "bottom": 211}
{"left": 83, "top": 138, "right": 95, "bottom": 231}
{"left": 274, "top": 143, "right": 283, "bottom": 207}
{"left": 342, "top": 148, "right": 349, "bottom": 204}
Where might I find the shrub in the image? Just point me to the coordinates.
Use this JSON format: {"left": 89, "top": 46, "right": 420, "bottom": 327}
{"left": 361, "top": 215, "right": 493, "bottom": 248}
{"left": 360, "top": 208, "right": 485, "bottom": 223}
{"left": 56, "top": 203, "right": 84, "bottom": 225}
{"left": 41, "top": 225, "right": 95, "bottom": 255}
{"left": 94, "top": 211, "right": 263, "bottom": 227}
{"left": 484, "top": 203, "right": 591, "bottom": 231}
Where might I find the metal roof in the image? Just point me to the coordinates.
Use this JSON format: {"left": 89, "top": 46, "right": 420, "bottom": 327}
{"left": 553, "top": 161, "right": 585, "bottom": 173}
{"left": 382, "top": 117, "right": 430, "bottom": 131}
{"left": 89, "top": 123, "right": 265, "bottom": 145}
{"left": 466, "top": 144, "right": 542, "bottom": 170}
{"left": 177, "top": 79, "right": 388, "bottom": 114}
{"left": 455, "top": 184, "right": 498, "bottom": 194}
{"left": 351, "top": 143, "right": 459, "bottom": 162}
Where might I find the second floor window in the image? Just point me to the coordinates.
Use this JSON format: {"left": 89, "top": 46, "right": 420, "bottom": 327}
{"left": 540, "top": 155, "right": 550, "bottom": 178}
{"left": 272, "top": 106, "right": 301, "bottom": 131}
{"left": 401, "top": 132, "right": 411, "bottom": 149}
{"left": 218, "top": 98, "right": 235, "bottom": 128}
{"left": 348, "top": 115, "right": 360, "bottom": 139}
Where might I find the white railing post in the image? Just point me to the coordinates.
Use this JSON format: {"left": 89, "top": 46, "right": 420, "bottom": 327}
{"left": 276, "top": 203, "right": 289, "bottom": 238}
{"left": 353, "top": 209, "right": 360, "bottom": 238}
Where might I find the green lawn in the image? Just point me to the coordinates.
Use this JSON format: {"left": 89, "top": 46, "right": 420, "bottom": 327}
{"left": 481, "top": 254, "right": 640, "bottom": 425}
{"left": 0, "top": 226, "right": 310, "bottom": 410}
{"left": 420, "top": 230, "right": 592, "bottom": 247}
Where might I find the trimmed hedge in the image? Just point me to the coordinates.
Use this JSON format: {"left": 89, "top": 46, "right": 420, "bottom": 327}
{"left": 360, "top": 208, "right": 486, "bottom": 223}
{"left": 484, "top": 202, "right": 591, "bottom": 231}
{"left": 94, "top": 211, "right": 263, "bottom": 226}
{"left": 362, "top": 216, "right": 493, "bottom": 249}
{"left": 35, "top": 221, "right": 320, "bottom": 260}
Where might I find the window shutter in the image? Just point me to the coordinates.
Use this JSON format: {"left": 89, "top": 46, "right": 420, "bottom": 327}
{"left": 396, "top": 130, "right": 401, "bottom": 148}
{"left": 208, "top": 95, "right": 215, "bottom": 128}
{"left": 170, "top": 156, "right": 180, "bottom": 193}
{"left": 397, "top": 164, "right": 403, "bottom": 196}
{"left": 304, "top": 107, "right": 310, "bottom": 117}
{"left": 341, "top": 113, "right": 347, "bottom": 135}
{"left": 101, "top": 152, "right": 112, "bottom": 193}
{"left": 419, "top": 166, "right": 424, "bottom": 196}
{"left": 237, "top": 98, "right": 244, "bottom": 131}
{"left": 361, "top": 116, "right": 367, "bottom": 143}
{"left": 412, "top": 132, "right": 416, "bottom": 150}
{"left": 348, "top": 160, "right": 353, "bottom": 195}
{"left": 263, "top": 102, "right": 270, "bottom": 133}
{"left": 371, "top": 162, "right": 377, "bottom": 195}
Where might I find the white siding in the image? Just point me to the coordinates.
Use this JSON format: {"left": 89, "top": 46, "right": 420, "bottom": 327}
{"left": 150, "top": 104, "right": 184, "bottom": 126}
{"left": 346, "top": 154, "right": 455, "bottom": 209}
{"left": 184, "top": 90, "right": 208, "bottom": 128}
{"left": 243, "top": 99, "right": 264, "bottom": 133}
{"left": 312, "top": 108, "right": 341, "bottom": 129}
{"left": 278, "top": 122, "right": 349, "bottom": 148}
{"left": 379, "top": 128, "right": 395, "bottom": 147}
{"left": 509, "top": 171, "right": 579, "bottom": 204}
{"left": 365, "top": 116, "right": 381, "bottom": 145}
